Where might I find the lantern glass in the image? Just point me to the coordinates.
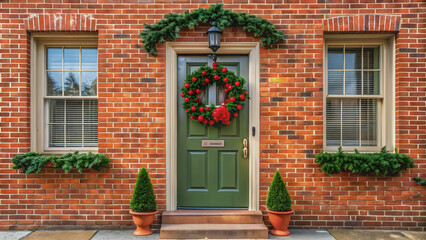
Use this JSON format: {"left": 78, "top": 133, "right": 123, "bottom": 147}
{"left": 207, "top": 22, "right": 222, "bottom": 53}
{"left": 208, "top": 31, "right": 220, "bottom": 51}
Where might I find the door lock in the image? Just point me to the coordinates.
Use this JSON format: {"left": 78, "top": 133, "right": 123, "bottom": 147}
{"left": 243, "top": 139, "right": 248, "bottom": 159}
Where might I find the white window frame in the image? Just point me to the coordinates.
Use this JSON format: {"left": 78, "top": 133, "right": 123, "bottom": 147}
{"left": 323, "top": 35, "right": 395, "bottom": 152}
{"left": 31, "top": 34, "right": 98, "bottom": 153}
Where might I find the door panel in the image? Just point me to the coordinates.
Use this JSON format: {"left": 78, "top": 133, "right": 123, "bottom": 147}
{"left": 177, "top": 55, "right": 249, "bottom": 208}
{"left": 218, "top": 151, "right": 238, "bottom": 190}
{"left": 188, "top": 151, "right": 208, "bottom": 190}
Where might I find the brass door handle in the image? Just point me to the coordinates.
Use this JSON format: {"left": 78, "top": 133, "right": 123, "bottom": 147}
{"left": 243, "top": 139, "right": 248, "bottom": 159}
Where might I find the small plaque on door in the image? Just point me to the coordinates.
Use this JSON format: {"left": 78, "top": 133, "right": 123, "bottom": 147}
{"left": 202, "top": 140, "right": 225, "bottom": 148}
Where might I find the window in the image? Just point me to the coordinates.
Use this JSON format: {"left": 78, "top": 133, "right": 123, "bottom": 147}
{"left": 46, "top": 47, "right": 98, "bottom": 148}
{"left": 33, "top": 36, "right": 98, "bottom": 153}
{"left": 324, "top": 38, "right": 394, "bottom": 151}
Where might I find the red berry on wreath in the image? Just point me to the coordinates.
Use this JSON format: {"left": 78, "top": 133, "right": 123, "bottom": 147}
{"left": 199, "top": 107, "right": 204, "bottom": 112}
{"left": 184, "top": 97, "right": 189, "bottom": 102}
{"left": 213, "top": 66, "right": 217, "bottom": 70}
{"left": 181, "top": 92, "right": 185, "bottom": 97}
{"left": 230, "top": 97, "right": 235, "bottom": 102}
{"left": 225, "top": 89, "right": 229, "bottom": 93}
{"left": 191, "top": 106, "right": 196, "bottom": 111}
{"left": 196, "top": 89, "right": 201, "bottom": 94}
{"left": 233, "top": 112, "right": 238, "bottom": 117}
{"left": 240, "top": 94, "right": 245, "bottom": 100}
{"left": 196, "top": 99, "right": 200, "bottom": 103}
{"left": 184, "top": 83, "right": 190, "bottom": 88}
{"left": 203, "top": 82, "right": 206, "bottom": 85}
{"left": 188, "top": 90, "right": 193, "bottom": 95}
{"left": 214, "top": 75, "right": 219, "bottom": 80}
{"left": 243, "top": 90, "right": 247, "bottom": 94}
{"left": 198, "top": 116, "right": 204, "bottom": 122}
{"left": 222, "top": 68, "right": 227, "bottom": 73}
{"left": 214, "top": 117, "right": 219, "bottom": 122}
{"left": 192, "top": 77, "right": 197, "bottom": 82}
{"left": 202, "top": 70, "right": 207, "bottom": 76}
{"left": 228, "top": 85, "right": 233, "bottom": 91}
{"left": 205, "top": 78, "right": 210, "bottom": 83}
{"left": 223, "top": 78, "right": 228, "bottom": 83}
{"left": 186, "top": 109, "right": 189, "bottom": 112}
{"left": 225, "top": 100, "right": 230, "bottom": 103}
{"left": 235, "top": 81, "right": 240, "bottom": 86}
{"left": 209, "top": 120, "right": 215, "bottom": 125}
{"left": 206, "top": 106, "right": 210, "bottom": 111}
{"left": 203, "top": 119, "right": 208, "bottom": 124}
{"left": 212, "top": 62, "right": 217, "bottom": 67}
{"left": 190, "top": 116, "right": 194, "bottom": 119}
{"left": 237, "top": 104, "right": 242, "bottom": 110}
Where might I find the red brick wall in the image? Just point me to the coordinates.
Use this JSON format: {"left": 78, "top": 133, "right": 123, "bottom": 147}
{"left": 0, "top": 0, "right": 424, "bottom": 231}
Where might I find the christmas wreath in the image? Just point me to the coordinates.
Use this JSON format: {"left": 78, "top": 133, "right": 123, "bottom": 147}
{"left": 180, "top": 62, "right": 248, "bottom": 126}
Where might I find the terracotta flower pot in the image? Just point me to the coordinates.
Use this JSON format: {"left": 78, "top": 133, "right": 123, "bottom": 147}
{"left": 267, "top": 209, "right": 294, "bottom": 236}
{"left": 129, "top": 210, "right": 158, "bottom": 235}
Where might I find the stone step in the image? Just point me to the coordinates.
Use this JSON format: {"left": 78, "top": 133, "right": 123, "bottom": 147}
{"left": 162, "top": 209, "right": 264, "bottom": 224}
{"left": 160, "top": 223, "right": 269, "bottom": 239}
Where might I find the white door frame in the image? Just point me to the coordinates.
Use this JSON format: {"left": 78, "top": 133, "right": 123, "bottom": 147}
{"left": 165, "top": 42, "right": 260, "bottom": 211}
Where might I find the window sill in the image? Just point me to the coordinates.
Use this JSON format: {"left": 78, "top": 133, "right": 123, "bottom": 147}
{"left": 41, "top": 148, "right": 98, "bottom": 155}
{"left": 323, "top": 146, "right": 388, "bottom": 153}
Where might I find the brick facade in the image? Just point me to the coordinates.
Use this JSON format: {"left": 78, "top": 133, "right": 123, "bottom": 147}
{"left": 0, "top": 0, "right": 425, "bottom": 231}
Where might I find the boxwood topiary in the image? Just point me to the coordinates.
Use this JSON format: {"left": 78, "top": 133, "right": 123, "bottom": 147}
{"left": 316, "top": 146, "right": 414, "bottom": 176}
{"left": 267, "top": 170, "right": 292, "bottom": 212}
{"left": 130, "top": 167, "right": 157, "bottom": 213}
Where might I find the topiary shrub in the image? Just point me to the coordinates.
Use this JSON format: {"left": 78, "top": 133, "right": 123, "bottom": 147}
{"left": 316, "top": 146, "right": 414, "bottom": 176}
{"left": 130, "top": 167, "right": 157, "bottom": 212}
{"left": 267, "top": 170, "right": 291, "bottom": 212}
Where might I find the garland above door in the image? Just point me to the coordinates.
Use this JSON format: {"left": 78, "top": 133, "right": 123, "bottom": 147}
{"left": 140, "top": 4, "right": 285, "bottom": 56}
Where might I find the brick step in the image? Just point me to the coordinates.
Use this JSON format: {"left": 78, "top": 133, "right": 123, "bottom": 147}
{"left": 162, "top": 210, "right": 264, "bottom": 224}
{"left": 160, "top": 223, "right": 269, "bottom": 239}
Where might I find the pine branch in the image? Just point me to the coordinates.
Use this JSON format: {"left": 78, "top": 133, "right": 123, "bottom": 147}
{"left": 140, "top": 4, "right": 285, "bottom": 56}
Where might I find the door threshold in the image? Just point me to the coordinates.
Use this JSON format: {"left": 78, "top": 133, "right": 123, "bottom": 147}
{"left": 178, "top": 207, "right": 248, "bottom": 210}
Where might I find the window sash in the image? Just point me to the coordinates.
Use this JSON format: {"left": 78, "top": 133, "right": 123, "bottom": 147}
{"left": 326, "top": 45, "right": 383, "bottom": 98}
{"left": 326, "top": 98, "right": 379, "bottom": 147}
{"left": 325, "top": 43, "right": 384, "bottom": 150}
{"left": 47, "top": 99, "right": 98, "bottom": 148}
{"left": 45, "top": 46, "right": 98, "bottom": 98}
{"left": 43, "top": 45, "right": 98, "bottom": 151}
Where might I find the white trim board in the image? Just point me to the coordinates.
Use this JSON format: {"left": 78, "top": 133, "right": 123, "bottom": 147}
{"left": 165, "top": 42, "right": 260, "bottom": 211}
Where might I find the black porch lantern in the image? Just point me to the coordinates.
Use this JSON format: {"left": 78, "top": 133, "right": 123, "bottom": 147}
{"left": 207, "top": 21, "right": 222, "bottom": 62}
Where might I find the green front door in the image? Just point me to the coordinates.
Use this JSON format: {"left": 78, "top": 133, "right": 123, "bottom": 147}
{"left": 177, "top": 55, "right": 249, "bottom": 208}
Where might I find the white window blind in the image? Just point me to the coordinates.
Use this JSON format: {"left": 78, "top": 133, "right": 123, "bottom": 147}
{"left": 45, "top": 47, "right": 98, "bottom": 148}
{"left": 326, "top": 45, "right": 381, "bottom": 147}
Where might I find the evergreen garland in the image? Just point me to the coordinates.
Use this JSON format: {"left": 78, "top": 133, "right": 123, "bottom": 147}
{"left": 11, "top": 151, "right": 111, "bottom": 175}
{"left": 266, "top": 170, "right": 292, "bottom": 212}
{"left": 316, "top": 147, "right": 414, "bottom": 176}
{"left": 130, "top": 167, "right": 157, "bottom": 212}
{"left": 140, "top": 4, "right": 285, "bottom": 56}
{"left": 414, "top": 177, "right": 426, "bottom": 186}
